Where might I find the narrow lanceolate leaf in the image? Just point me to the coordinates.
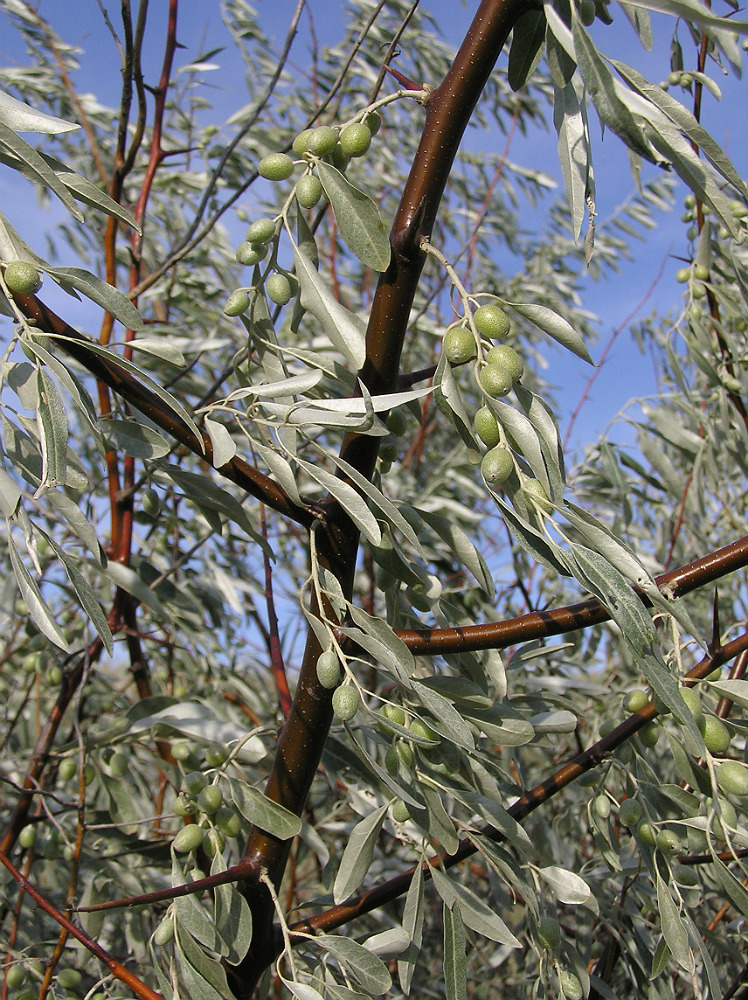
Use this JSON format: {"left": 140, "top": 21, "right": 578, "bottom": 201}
{"left": 508, "top": 9, "right": 546, "bottom": 92}
{"left": 443, "top": 903, "right": 467, "bottom": 1000}
{"left": 228, "top": 781, "right": 301, "bottom": 839}
{"left": 35, "top": 369, "right": 67, "bottom": 492}
{"left": 506, "top": 300, "right": 592, "bottom": 364}
{"left": 204, "top": 417, "right": 237, "bottom": 468}
{"left": 39, "top": 152, "right": 141, "bottom": 232}
{"left": 129, "top": 337, "right": 184, "bottom": 366}
{"left": 554, "top": 81, "right": 588, "bottom": 241}
{"left": 316, "top": 162, "right": 391, "bottom": 271}
{"left": 316, "top": 936, "right": 392, "bottom": 995}
{"left": 0, "top": 468, "right": 21, "bottom": 517}
{"left": 293, "top": 246, "right": 367, "bottom": 369}
{"left": 296, "top": 457, "right": 381, "bottom": 545}
{"left": 56, "top": 548, "right": 113, "bottom": 655}
{"left": 103, "top": 418, "right": 171, "bottom": 460}
{"left": 41, "top": 265, "right": 144, "bottom": 331}
{"left": 0, "top": 121, "right": 83, "bottom": 220}
{"left": 538, "top": 866, "right": 594, "bottom": 906}
{"left": 656, "top": 874, "right": 691, "bottom": 971}
{"left": 8, "top": 538, "right": 69, "bottom": 650}
{"left": 429, "top": 867, "right": 521, "bottom": 947}
{"left": 571, "top": 20, "right": 658, "bottom": 164}
{"left": 0, "top": 91, "right": 78, "bottom": 134}
{"left": 102, "top": 560, "right": 170, "bottom": 620}
{"left": 333, "top": 802, "right": 389, "bottom": 903}
{"left": 214, "top": 882, "right": 253, "bottom": 965}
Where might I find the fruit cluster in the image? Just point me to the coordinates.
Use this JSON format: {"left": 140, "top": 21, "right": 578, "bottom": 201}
{"left": 170, "top": 744, "right": 242, "bottom": 857}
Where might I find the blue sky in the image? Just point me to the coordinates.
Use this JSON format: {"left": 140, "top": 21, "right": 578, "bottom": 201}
{"left": 1, "top": 1, "right": 746, "bottom": 461}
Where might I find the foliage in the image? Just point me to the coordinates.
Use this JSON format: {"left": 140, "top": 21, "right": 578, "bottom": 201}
{"left": 1, "top": 2, "right": 748, "bottom": 999}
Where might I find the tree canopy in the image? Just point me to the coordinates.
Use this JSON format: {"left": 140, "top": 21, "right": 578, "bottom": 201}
{"left": 2, "top": 2, "right": 748, "bottom": 999}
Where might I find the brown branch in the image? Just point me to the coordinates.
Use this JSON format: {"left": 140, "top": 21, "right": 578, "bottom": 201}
{"left": 394, "top": 533, "right": 748, "bottom": 655}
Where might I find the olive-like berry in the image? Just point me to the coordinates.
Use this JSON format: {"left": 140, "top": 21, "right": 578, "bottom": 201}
{"left": 700, "top": 714, "right": 731, "bottom": 755}
{"left": 473, "top": 406, "right": 500, "bottom": 448}
{"left": 296, "top": 174, "right": 323, "bottom": 209}
{"left": 59, "top": 758, "right": 77, "bottom": 781}
{"left": 5, "top": 965, "right": 27, "bottom": 989}
{"left": 236, "top": 241, "right": 268, "bottom": 266}
{"left": 694, "top": 264, "right": 709, "bottom": 281}
{"left": 332, "top": 685, "right": 360, "bottom": 721}
{"left": 142, "top": 487, "right": 160, "bottom": 517}
{"left": 656, "top": 829, "right": 682, "bottom": 854}
{"left": 386, "top": 408, "right": 408, "bottom": 437}
{"left": 680, "top": 72, "right": 693, "bottom": 87}
{"left": 205, "top": 744, "right": 229, "bottom": 767}
{"left": 594, "top": 794, "right": 611, "bottom": 819}
{"left": 409, "top": 718, "right": 439, "bottom": 742}
{"left": 108, "top": 751, "right": 129, "bottom": 777}
{"left": 306, "top": 126, "right": 339, "bottom": 157}
{"left": 19, "top": 825, "right": 37, "bottom": 849}
{"left": 478, "top": 364, "right": 514, "bottom": 398}
{"left": 215, "top": 806, "right": 242, "bottom": 838}
{"left": 730, "top": 199, "right": 748, "bottom": 219}
{"left": 246, "top": 218, "right": 276, "bottom": 244}
{"left": 224, "top": 290, "right": 250, "bottom": 317}
{"left": 638, "top": 721, "right": 660, "bottom": 748}
{"left": 679, "top": 687, "right": 704, "bottom": 724}
{"left": 391, "top": 799, "right": 410, "bottom": 823}
{"left": 203, "top": 828, "right": 226, "bottom": 857}
{"left": 481, "top": 445, "right": 513, "bottom": 485}
{"left": 266, "top": 273, "right": 293, "bottom": 306}
{"left": 384, "top": 745, "right": 399, "bottom": 775}
{"left": 173, "top": 824, "right": 205, "bottom": 853}
{"left": 362, "top": 110, "right": 382, "bottom": 135}
{"left": 197, "top": 785, "right": 223, "bottom": 815}
{"left": 485, "top": 344, "right": 523, "bottom": 382}
{"left": 339, "top": 123, "right": 372, "bottom": 158}
{"left": 537, "top": 917, "right": 562, "bottom": 951}
{"left": 293, "top": 129, "right": 314, "bottom": 155}
{"left": 676, "top": 267, "right": 691, "bottom": 284}
{"left": 316, "top": 650, "right": 341, "bottom": 689}
{"left": 4, "top": 261, "right": 43, "bottom": 295}
{"left": 717, "top": 760, "right": 748, "bottom": 797}
{"left": 378, "top": 704, "right": 407, "bottom": 732}
{"left": 559, "top": 970, "right": 583, "bottom": 1000}
{"left": 579, "top": 0, "right": 596, "bottom": 24}
{"left": 331, "top": 143, "right": 350, "bottom": 171}
{"left": 258, "top": 153, "right": 295, "bottom": 181}
{"left": 181, "top": 770, "right": 208, "bottom": 797}
{"left": 171, "top": 741, "right": 192, "bottom": 762}
{"left": 474, "top": 303, "right": 511, "bottom": 339}
{"left": 618, "top": 798, "right": 643, "bottom": 827}
{"left": 57, "top": 969, "right": 82, "bottom": 990}
{"left": 443, "top": 326, "right": 476, "bottom": 365}
{"left": 624, "top": 689, "right": 649, "bottom": 712}
{"left": 523, "top": 479, "right": 552, "bottom": 511}
{"left": 636, "top": 820, "right": 657, "bottom": 845}
{"left": 153, "top": 914, "right": 175, "bottom": 946}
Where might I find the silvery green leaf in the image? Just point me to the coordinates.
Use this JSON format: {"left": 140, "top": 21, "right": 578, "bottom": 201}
{"left": 619, "top": 2, "right": 653, "bottom": 49}
{"left": 46, "top": 489, "right": 105, "bottom": 565}
{"left": 0, "top": 121, "right": 82, "bottom": 220}
{"left": 54, "top": 546, "right": 113, "bottom": 654}
{"left": 0, "top": 91, "right": 78, "bottom": 133}
{"left": 333, "top": 801, "right": 389, "bottom": 902}
{"left": 203, "top": 417, "right": 237, "bottom": 468}
{"left": 103, "top": 418, "right": 171, "bottom": 460}
{"left": 433, "top": 354, "right": 479, "bottom": 452}
{"left": 252, "top": 441, "right": 302, "bottom": 506}
{"left": 35, "top": 369, "right": 67, "bottom": 492}
{"left": 223, "top": 371, "right": 323, "bottom": 400}
{"left": 707, "top": 680, "right": 748, "bottom": 711}
{"left": 538, "top": 866, "right": 595, "bottom": 907}
{"left": 41, "top": 264, "right": 143, "bottom": 330}
{"left": 623, "top": 0, "right": 748, "bottom": 33}
{"left": 293, "top": 246, "right": 366, "bottom": 369}
{"left": 296, "top": 457, "right": 381, "bottom": 544}
{"left": 229, "top": 780, "right": 301, "bottom": 839}
{"left": 0, "top": 468, "right": 21, "bottom": 517}
{"left": 8, "top": 538, "right": 69, "bottom": 650}
{"left": 130, "top": 337, "right": 184, "bottom": 366}
{"left": 21, "top": 339, "right": 98, "bottom": 433}
{"left": 398, "top": 859, "right": 425, "bottom": 994}
{"left": 414, "top": 683, "right": 475, "bottom": 749}
{"left": 317, "top": 936, "right": 392, "bottom": 995}
{"left": 489, "top": 493, "right": 569, "bottom": 575}
{"left": 175, "top": 922, "right": 230, "bottom": 1000}
{"left": 102, "top": 560, "right": 169, "bottom": 620}
{"left": 317, "top": 161, "right": 391, "bottom": 272}
{"left": 529, "top": 710, "right": 578, "bottom": 734}
{"left": 215, "top": 882, "right": 253, "bottom": 965}
{"left": 656, "top": 873, "right": 691, "bottom": 970}
{"left": 127, "top": 703, "right": 265, "bottom": 761}
{"left": 443, "top": 903, "right": 467, "bottom": 1000}
{"left": 430, "top": 867, "right": 521, "bottom": 947}
{"left": 507, "top": 9, "right": 545, "bottom": 91}
{"left": 278, "top": 975, "right": 325, "bottom": 1000}
{"left": 554, "top": 80, "right": 588, "bottom": 241}
{"left": 346, "top": 604, "right": 415, "bottom": 685}
{"left": 506, "top": 299, "right": 592, "bottom": 364}
{"left": 418, "top": 510, "right": 493, "bottom": 594}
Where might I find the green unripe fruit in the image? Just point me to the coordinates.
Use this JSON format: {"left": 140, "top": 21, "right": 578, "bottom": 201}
{"left": 694, "top": 264, "right": 709, "bottom": 281}
{"left": 173, "top": 794, "right": 196, "bottom": 817}
{"left": 594, "top": 794, "right": 611, "bottom": 819}
{"left": 56, "top": 969, "right": 82, "bottom": 989}
{"left": 197, "top": 785, "right": 223, "bottom": 815}
{"left": 171, "top": 741, "right": 192, "bottom": 761}
{"left": 479, "top": 364, "right": 514, "bottom": 398}
{"left": 473, "top": 406, "right": 500, "bottom": 447}
{"left": 385, "top": 745, "right": 399, "bottom": 775}
{"left": 266, "top": 273, "right": 293, "bottom": 306}
{"left": 215, "top": 806, "right": 242, "bottom": 838}
{"left": 224, "top": 290, "right": 250, "bottom": 317}
{"left": 481, "top": 445, "right": 513, "bottom": 485}
{"left": 182, "top": 771, "right": 208, "bottom": 797}
{"left": 205, "top": 744, "right": 229, "bottom": 767}
{"left": 173, "top": 824, "right": 205, "bottom": 853}
{"left": 142, "top": 487, "right": 160, "bottom": 516}
{"left": 692, "top": 283, "right": 706, "bottom": 299}
{"left": 379, "top": 704, "right": 406, "bottom": 732}
{"left": 391, "top": 799, "right": 410, "bottom": 823}
{"left": 362, "top": 110, "right": 382, "bottom": 135}
{"left": 332, "top": 685, "right": 360, "bottom": 721}
{"left": 316, "top": 650, "right": 341, "bottom": 689}
{"left": 19, "top": 825, "right": 37, "bottom": 848}
{"left": 379, "top": 436, "right": 398, "bottom": 463}
{"left": 636, "top": 820, "right": 657, "bottom": 845}
{"left": 485, "top": 344, "right": 523, "bottom": 382}
{"left": 638, "top": 721, "right": 660, "bottom": 748}
{"left": 22, "top": 652, "right": 40, "bottom": 674}
{"left": 676, "top": 267, "right": 691, "bottom": 283}
{"left": 203, "top": 828, "right": 225, "bottom": 857}
{"left": 559, "top": 970, "right": 583, "bottom": 1000}
{"left": 296, "top": 174, "right": 323, "bottom": 208}
{"left": 537, "top": 917, "right": 562, "bottom": 951}
{"left": 84, "top": 763, "right": 95, "bottom": 785}
{"left": 153, "top": 914, "right": 175, "bottom": 946}
{"left": 685, "top": 193, "right": 697, "bottom": 209}
{"left": 108, "top": 752, "right": 129, "bottom": 777}
{"left": 679, "top": 687, "right": 704, "bottom": 724}
{"left": 443, "top": 326, "right": 476, "bottom": 365}
{"left": 619, "top": 798, "right": 643, "bottom": 827}
{"left": 624, "top": 689, "right": 650, "bottom": 712}
{"left": 671, "top": 862, "right": 699, "bottom": 887}
{"left": 523, "top": 479, "right": 552, "bottom": 512}
{"left": 246, "top": 218, "right": 276, "bottom": 244}
{"left": 4, "top": 261, "right": 42, "bottom": 295}
{"left": 474, "top": 304, "right": 511, "bottom": 339}
{"left": 656, "top": 829, "right": 682, "bottom": 854}
{"left": 385, "top": 408, "right": 408, "bottom": 436}
{"left": 258, "top": 153, "right": 295, "bottom": 180}
{"left": 680, "top": 72, "right": 693, "bottom": 87}
{"left": 330, "top": 142, "right": 349, "bottom": 171}
{"left": 236, "top": 241, "right": 268, "bottom": 266}
{"left": 396, "top": 741, "right": 414, "bottom": 768}
{"left": 59, "top": 758, "right": 77, "bottom": 781}
{"left": 5, "top": 965, "right": 27, "bottom": 989}
{"left": 578, "top": 770, "right": 599, "bottom": 787}
{"left": 711, "top": 797, "right": 737, "bottom": 839}
{"left": 699, "top": 714, "right": 731, "bottom": 755}
{"left": 306, "top": 126, "right": 339, "bottom": 157}
{"left": 717, "top": 760, "right": 748, "bottom": 797}
{"left": 409, "top": 718, "right": 439, "bottom": 742}
{"left": 730, "top": 200, "right": 748, "bottom": 219}
{"left": 293, "top": 129, "right": 314, "bottom": 155}
{"left": 579, "top": 0, "right": 596, "bottom": 24}
{"left": 339, "top": 122, "right": 372, "bottom": 158}
{"left": 668, "top": 70, "right": 681, "bottom": 86}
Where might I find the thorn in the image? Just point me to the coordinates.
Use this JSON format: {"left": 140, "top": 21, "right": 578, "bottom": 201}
{"left": 710, "top": 588, "right": 722, "bottom": 655}
{"left": 383, "top": 63, "right": 421, "bottom": 91}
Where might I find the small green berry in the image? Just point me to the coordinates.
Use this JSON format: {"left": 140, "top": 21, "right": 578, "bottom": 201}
{"left": 481, "top": 445, "right": 513, "bottom": 485}
{"left": 154, "top": 914, "right": 175, "bottom": 946}
{"left": 679, "top": 72, "right": 693, "bottom": 87}
{"left": 296, "top": 174, "right": 323, "bottom": 209}
{"left": 537, "top": 917, "right": 562, "bottom": 951}
{"left": 679, "top": 687, "right": 704, "bottom": 725}
{"left": 443, "top": 326, "right": 476, "bottom": 365}
{"left": 656, "top": 829, "right": 682, "bottom": 854}
{"left": 485, "top": 344, "right": 523, "bottom": 382}
{"left": 685, "top": 194, "right": 697, "bottom": 209}
{"left": 59, "top": 758, "right": 77, "bottom": 781}
{"left": 699, "top": 715, "right": 731, "bottom": 755}
{"left": 224, "top": 290, "right": 250, "bottom": 317}
{"left": 332, "top": 685, "right": 360, "bottom": 721}
{"left": 292, "top": 129, "right": 314, "bottom": 155}
{"left": 362, "top": 110, "right": 382, "bottom": 135}
{"left": 676, "top": 267, "right": 691, "bottom": 283}
{"left": 717, "top": 760, "right": 748, "bottom": 797}
{"left": 594, "top": 794, "right": 611, "bottom": 819}
{"left": 171, "top": 741, "right": 192, "bottom": 762}
{"left": 108, "top": 751, "right": 129, "bottom": 777}
{"left": 624, "top": 689, "right": 649, "bottom": 712}
{"left": 473, "top": 405, "right": 500, "bottom": 447}
{"left": 638, "top": 721, "right": 660, "bottom": 748}
{"left": 730, "top": 200, "right": 748, "bottom": 219}
{"left": 266, "top": 273, "right": 293, "bottom": 306}
{"left": 56, "top": 969, "right": 82, "bottom": 989}
{"left": 559, "top": 970, "right": 583, "bottom": 1000}
{"left": 246, "top": 218, "right": 276, "bottom": 244}
{"left": 4, "top": 261, "right": 42, "bottom": 295}
{"left": 182, "top": 771, "right": 208, "bottom": 797}
{"left": 409, "top": 718, "right": 439, "bottom": 742}
{"left": 197, "top": 785, "right": 223, "bottom": 815}
{"left": 694, "top": 264, "right": 709, "bottom": 281}
{"left": 258, "top": 153, "right": 295, "bottom": 181}
{"left": 203, "top": 828, "right": 226, "bottom": 857}
{"left": 474, "top": 304, "right": 511, "bottom": 339}
{"left": 478, "top": 364, "right": 514, "bottom": 398}
{"left": 316, "top": 650, "right": 341, "bottom": 689}
{"left": 618, "top": 798, "right": 643, "bottom": 827}
{"left": 173, "top": 824, "right": 205, "bottom": 853}
{"left": 142, "top": 487, "right": 160, "bottom": 516}
{"left": 379, "top": 704, "right": 407, "bottom": 731}
{"left": 215, "top": 806, "right": 242, "bottom": 838}
{"left": 5, "top": 965, "right": 27, "bottom": 989}
{"left": 306, "top": 126, "right": 339, "bottom": 157}
{"left": 579, "top": 0, "right": 596, "bottom": 24}
{"left": 236, "top": 241, "right": 268, "bottom": 266}
{"left": 19, "top": 825, "right": 37, "bottom": 849}
{"left": 636, "top": 820, "right": 657, "bottom": 845}
{"left": 339, "top": 122, "right": 372, "bottom": 158}
{"left": 205, "top": 744, "right": 229, "bottom": 767}
{"left": 385, "top": 408, "right": 408, "bottom": 436}
{"left": 692, "top": 283, "right": 706, "bottom": 299}
{"left": 391, "top": 799, "right": 410, "bottom": 823}
{"left": 523, "top": 479, "right": 552, "bottom": 511}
